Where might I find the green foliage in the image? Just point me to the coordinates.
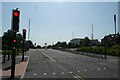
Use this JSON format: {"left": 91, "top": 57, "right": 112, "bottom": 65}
{"left": 76, "top": 45, "right": 120, "bottom": 56}
{"left": 107, "top": 45, "right": 120, "bottom": 56}
{"left": 53, "top": 41, "right": 68, "bottom": 48}
{"left": 76, "top": 47, "right": 93, "bottom": 53}
{"left": 83, "top": 37, "right": 90, "bottom": 47}
{"left": 93, "top": 46, "right": 104, "bottom": 54}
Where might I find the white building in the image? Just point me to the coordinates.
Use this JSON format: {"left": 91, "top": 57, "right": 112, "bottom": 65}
{"left": 70, "top": 38, "right": 83, "bottom": 46}
{"left": 70, "top": 38, "right": 99, "bottom": 46}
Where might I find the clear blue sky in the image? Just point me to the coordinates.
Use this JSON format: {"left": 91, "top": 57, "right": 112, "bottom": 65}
{"left": 1, "top": 2, "right": 118, "bottom": 46}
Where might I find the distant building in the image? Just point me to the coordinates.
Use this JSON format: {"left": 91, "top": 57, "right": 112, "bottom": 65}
{"left": 70, "top": 38, "right": 83, "bottom": 46}
{"left": 118, "top": 1, "right": 120, "bottom": 33}
{"left": 90, "top": 39, "right": 100, "bottom": 46}
{"left": 70, "top": 38, "right": 99, "bottom": 47}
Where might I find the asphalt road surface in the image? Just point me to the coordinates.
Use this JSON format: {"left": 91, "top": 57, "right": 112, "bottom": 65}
{"left": 23, "top": 49, "right": 118, "bottom": 79}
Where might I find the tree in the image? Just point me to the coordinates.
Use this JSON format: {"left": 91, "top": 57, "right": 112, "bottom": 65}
{"left": 26, "top": 40, "right": 35, "bottom": 49}
{"left": 47, "top": 45, "right": 52, "bottom": 48}
{"left": 61, "top": 42, "right": 67, "bottom": 48}
{"left": 53, "top": 41, "right": 68, "bottom": 49}
{"left": 83, "top": 37, "right": 90, "bottom": 47}
{"left": 36, "top": 45, "right": 41, "bottom": 48}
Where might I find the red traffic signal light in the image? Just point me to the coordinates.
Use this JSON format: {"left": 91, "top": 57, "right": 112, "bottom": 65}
{"left": 23, "top": 29, "right": 26, "bottom": 39}
{"left": 23, "top": 29, "right": 26, "bottom": 32}
{"left": 13, "top": 40, "right": 16, "bottom": 43}
{"left": 14, "top": 11, "right": 19, "bottom": 16}
{"left": 11, "top": 9, "right": 20, "bottom": 32}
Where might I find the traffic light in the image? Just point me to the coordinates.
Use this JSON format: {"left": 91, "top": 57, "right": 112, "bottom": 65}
{"left": 12, "top": 39, "right": 17, "bottom": 48}
{"left": 11, "top": 9, "right": 20, "bottom": 32}
{"left": 23, "top": 29, "right": 26, "bottom": 39}
{"left": 13, "top": 40, "right": 16, "bottom": 43}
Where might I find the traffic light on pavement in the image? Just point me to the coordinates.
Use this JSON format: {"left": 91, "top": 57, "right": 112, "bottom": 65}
{"left": 23, "top": 29, "right": 26, "bottom": 39}
{"left": 11, "top": 9, "right": 20, "bottom": 32}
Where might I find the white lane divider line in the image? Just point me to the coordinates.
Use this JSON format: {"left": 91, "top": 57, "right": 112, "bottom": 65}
{"left": 34, "top": 73, "right": 36, "bottom": 76}
{"left": 62, "top": 72, "right": 64, "bottom": 74}
{"left": 44, "top": 73, "right": 46, "bottom": 75}
{"left": 70, "top": 72, "right": 73, "bottom": 74}
{"left": 85, "top": 70, "right": 87, "bottom": 72}
{"left": 104, "top": 68, "right": 106, "bottom": 69}
{"left": 74, "top": 75, "right": 83, "bottom": 80}
{"left": 74, "top": 76, "right": 78, "bottom": 78}
{"left": 76, "top": 75, "right": 82, "bottom": 79}
{"left": 41, "top": 52, "right": 56, "bottom": 62}
{"left": 97, "top": 68, "right": 100, "bottom": 70}
{"left": 78, "top": 70, "right": 80, "bottom": 72}
{"left": 53, "top": 72, "right": 56, "bottom": 75}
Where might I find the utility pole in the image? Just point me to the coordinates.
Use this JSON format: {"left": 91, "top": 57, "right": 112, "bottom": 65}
{"left": 28, "top": 19, "right": 30, "bottom": 40}
{"left": 114, "top": 15, "right": 116, "bottom": 35}
{"left": 91, "top": 24, "right": 93, "bottom": 40}
{"left": 114, "top": 15, "right": 117, "bottom": 45}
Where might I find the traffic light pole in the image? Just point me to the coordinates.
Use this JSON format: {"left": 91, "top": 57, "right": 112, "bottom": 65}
{"left": 11, "top": 32, "right": 16, "bottom": 79}
{"left": 10, "top": 8, "right": 20, "bottom": 79}
{"left": 22, "top": 39, "right": 25, "bottom": 61}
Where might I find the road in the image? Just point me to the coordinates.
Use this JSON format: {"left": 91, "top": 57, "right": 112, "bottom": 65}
{"left": 23, "top": 49, "right": 118, "bottom": 79}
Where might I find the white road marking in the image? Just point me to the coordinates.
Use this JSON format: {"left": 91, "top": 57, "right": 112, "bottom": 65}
{"left": 85, "top": 70, "right": 87, "bottom": 71}
{"left": 104, "top": 68, "right": 106, "bottom": 69}
{"left": 44, "top": 73, "right": 46, "bottom": 75}
{"left": 62, "top": 72, "right": 64, "bottom": 74}
{"left": 97, "top": 68, "right": 100, "bottom": 70}
{"left": 76, "top": 75, "right": 82, "bottom": 78}
{"left": 70, "top": 72, "right": 73, "bottom": 74}
{"left": 109, "top": 67, "right": 111, "bottom": 69}
{"left": 34, "top": 73, "right": 36, "bottom": 76}
{"left": 74, "top": 76, "right": 78, "bottom": 78}
{"left": 53, "top": 72, "right": 55, "bottom": 74}
{"left": 78, "top": 70, "right": 80, "bottom": 72}
{"left": 74, "top": 75, "right": 82, "bottom": 80}
{"left": 41, "top": 52, "right": 56, "bottom": 62}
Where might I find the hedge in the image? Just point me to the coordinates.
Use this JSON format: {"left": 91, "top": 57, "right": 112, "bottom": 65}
{"left": 76, "top": 45, "right": 120, "bottom": 56}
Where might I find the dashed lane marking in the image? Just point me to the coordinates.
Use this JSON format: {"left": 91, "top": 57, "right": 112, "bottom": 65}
{"left": 70, "top": 72, "right": 73, "bottom": 74}
{"left": 53, "top": 72, "right": 56, "bottom": 75}
{"left": 34, "top": 73, "right": 36, "bottom": 76}
{"left": 74, "top": 75, "right": 83, "bottom": 80}
{"left": 97, "top": 68, "right": 100, "bottom": 70}
{"left": 44, "top": 73, "right": 46, "bottom": 75}
{"left": 41, "top": 52, "right": 56, "bottom": 62}
{"left": 62, "top": 72, "right": 64, "bottom": 74}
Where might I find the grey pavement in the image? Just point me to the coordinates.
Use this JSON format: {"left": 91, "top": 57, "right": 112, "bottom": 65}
{"left": 23, "top": 49, "right": 119, "bottom": 80}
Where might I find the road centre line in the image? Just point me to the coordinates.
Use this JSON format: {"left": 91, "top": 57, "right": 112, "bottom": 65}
{"left": 41, "top": 52, "right": 56, "bottom": 62}
{"left": 74, "top": 75, "right": 83, "bottom": 80}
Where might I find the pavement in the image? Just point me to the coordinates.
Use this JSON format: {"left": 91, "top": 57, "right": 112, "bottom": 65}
{"left": 0, "top": 53, "right": 29, "bottom": 80}
{"left": 22, "top": 49, "right": 119, "bottom": 80}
